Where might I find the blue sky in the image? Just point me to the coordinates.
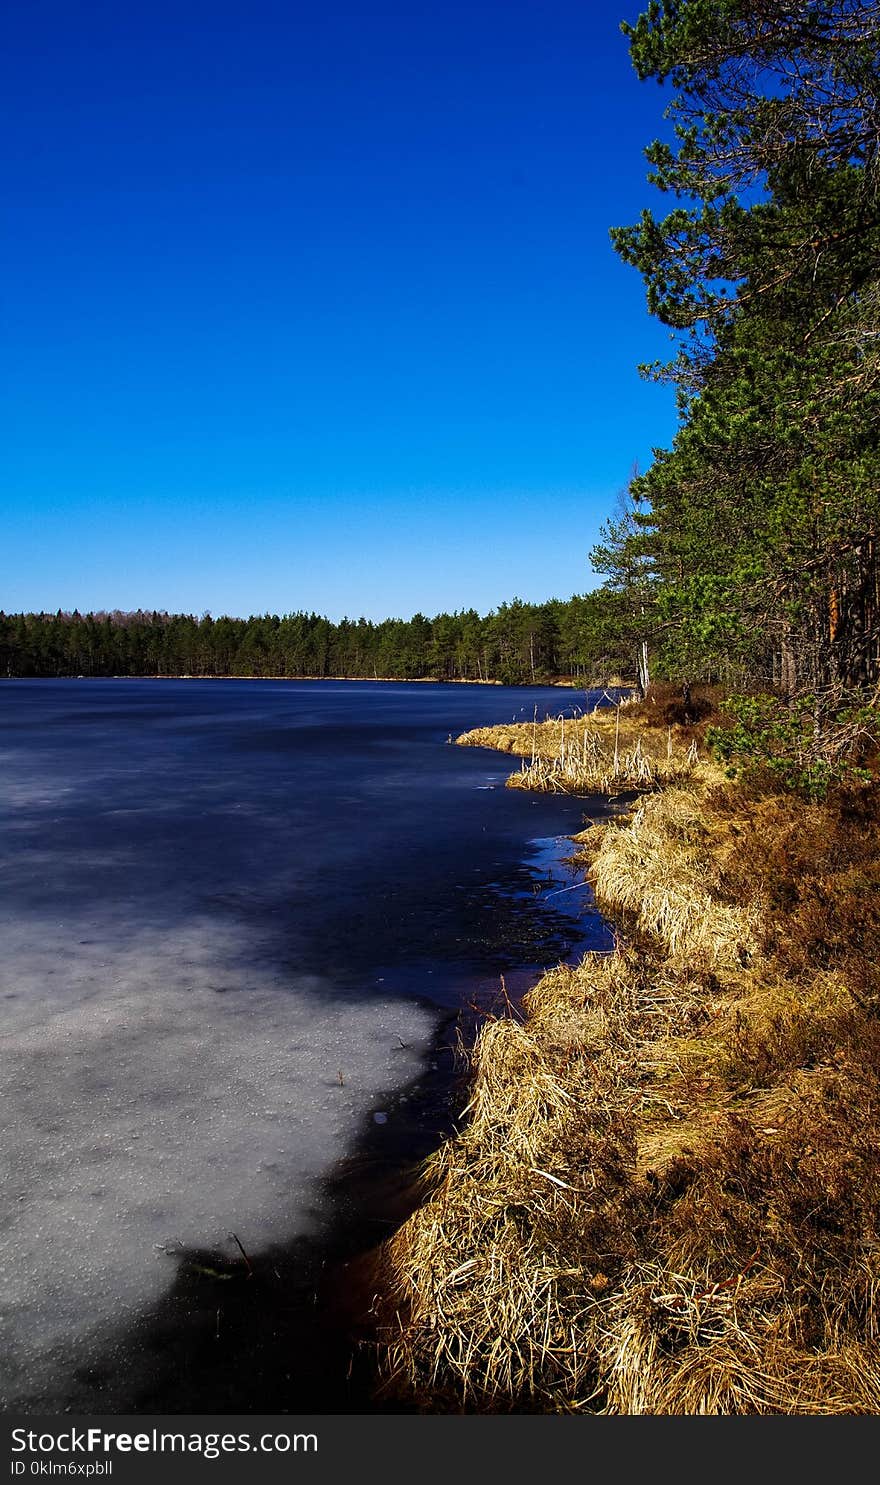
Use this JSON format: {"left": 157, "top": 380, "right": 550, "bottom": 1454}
{"left": 2, "top": 0, "right": 679, "bottom": 621}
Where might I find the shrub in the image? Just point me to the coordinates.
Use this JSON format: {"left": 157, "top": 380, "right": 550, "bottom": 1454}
{"left": 707, "top": 694, "right": 876, "bottom": 801}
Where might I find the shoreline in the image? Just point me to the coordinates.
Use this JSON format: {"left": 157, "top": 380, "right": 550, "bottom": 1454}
{"left": 130, "top": 832, "right": 607, "bottom": 1415}
{"left": 372, "top": 697, "right": 880, "bottom": 1413}
{"left": 25, "top": 834, "right": 608, "bottom": 1415}
{"left": 3, "top": 673, "right": 603, "bottom": 687}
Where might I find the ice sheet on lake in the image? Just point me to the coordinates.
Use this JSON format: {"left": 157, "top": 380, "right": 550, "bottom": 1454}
{"left": 0, "top": 911, "right": 434, "bottom": 1410}
{"left": 0, "top": 680, "right": 601, "bottom": 1411}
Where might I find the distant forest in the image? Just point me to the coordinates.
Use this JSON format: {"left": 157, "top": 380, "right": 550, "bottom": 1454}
{"left": 0, "top": 594, "right": 633, "bottom": 685}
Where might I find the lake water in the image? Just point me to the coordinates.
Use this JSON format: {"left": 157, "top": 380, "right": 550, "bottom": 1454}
{"left": 0, "top": 679, "right": 615, "bottom": 1412}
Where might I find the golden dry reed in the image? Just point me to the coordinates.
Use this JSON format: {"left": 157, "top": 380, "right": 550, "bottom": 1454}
{"left": 457, "top": 701, "right": 701, "bottom": 794}
{"left": 375, "top": 703, "right": 880, "bottom": 1413}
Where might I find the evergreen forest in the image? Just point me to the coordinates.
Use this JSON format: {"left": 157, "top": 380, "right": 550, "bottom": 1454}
{"left": 0, "top": 596, "right": 629, "bottom": 686}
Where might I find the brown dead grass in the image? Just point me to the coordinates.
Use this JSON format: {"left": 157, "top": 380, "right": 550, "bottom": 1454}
{"left": 457, "top": 688, "right": 717, "bottom": 794}
{"left": 586, "top": 788, "right": 758, "bottom": 966}
{"left": 375, "top": 723, "right": 880, "bottom": 1414}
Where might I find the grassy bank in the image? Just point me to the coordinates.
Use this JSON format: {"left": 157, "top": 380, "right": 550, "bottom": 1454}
{"left": 374, "top": 692, "right": 880, "bottom": 1413}
{"left": 457, "top": 686, "right": 711, "bottom": 792}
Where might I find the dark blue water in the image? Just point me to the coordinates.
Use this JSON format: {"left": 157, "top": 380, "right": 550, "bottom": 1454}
{"left": 0, "top": 679, "right": 613, "bottom": 1412}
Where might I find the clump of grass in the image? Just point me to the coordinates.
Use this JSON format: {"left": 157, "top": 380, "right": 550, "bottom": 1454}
{"left": 377, "top": 954, "right": 647, "bottom": 1410}
{"left": 375, "top": 776, "right": 880, "bottom": 1414}
{"left": 458, "top": 703, "right": 707, "bottom": 795}
{"left": 586, "top": 787, "right": 758, "bottom": 966}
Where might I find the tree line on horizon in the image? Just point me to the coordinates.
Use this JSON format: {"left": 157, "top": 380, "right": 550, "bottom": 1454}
{"left": 0, "top": 595, "right": 634, "bottom": 685}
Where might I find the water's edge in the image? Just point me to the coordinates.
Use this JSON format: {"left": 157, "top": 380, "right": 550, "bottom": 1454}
{"left": 1, "top": 681, "right": 625, "bottom": 1414}
{"left": 56, "top": 827, "right": 614, "bottom": 1415}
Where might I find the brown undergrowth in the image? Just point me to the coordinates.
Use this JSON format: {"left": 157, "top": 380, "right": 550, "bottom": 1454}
{"left": 375, "top": 702, "right": 880, "bottom": 1413}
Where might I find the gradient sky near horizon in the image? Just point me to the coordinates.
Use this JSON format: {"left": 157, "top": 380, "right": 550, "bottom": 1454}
{"left": 2, "top": 0, "right": 680, "bottom": 623}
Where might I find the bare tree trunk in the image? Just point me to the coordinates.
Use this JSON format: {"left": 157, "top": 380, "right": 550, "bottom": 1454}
{"left": 637, "top": 639, "right": 650, "bottom": 697}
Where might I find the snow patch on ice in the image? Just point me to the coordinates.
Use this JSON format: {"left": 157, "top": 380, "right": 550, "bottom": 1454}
{"left": 0, "top": 910, "right": 434, "bottom": 1409}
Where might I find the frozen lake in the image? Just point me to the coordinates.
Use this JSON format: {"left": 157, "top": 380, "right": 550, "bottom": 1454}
{"left": 0, "top": 678, "right": 613, "bottom": 1411}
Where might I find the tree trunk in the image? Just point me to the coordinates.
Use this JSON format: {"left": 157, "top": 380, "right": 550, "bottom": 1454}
{"left": 637, "top": 639, "right": 650, "bottom": 697}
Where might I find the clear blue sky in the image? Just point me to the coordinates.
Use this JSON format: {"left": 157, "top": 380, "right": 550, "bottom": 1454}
{"left": 2, "top": 0, "right": 678, "bottom": 622}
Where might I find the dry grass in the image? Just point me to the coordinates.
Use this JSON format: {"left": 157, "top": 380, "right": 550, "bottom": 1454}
{"left": 457, "top": 688, "right": 716, "bottom": 794}
{"left": 587, "top": 788, "right": 758, "bottom": 967}
{"left": 374, "top": 726, "right": 880, "bottom": 1413}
